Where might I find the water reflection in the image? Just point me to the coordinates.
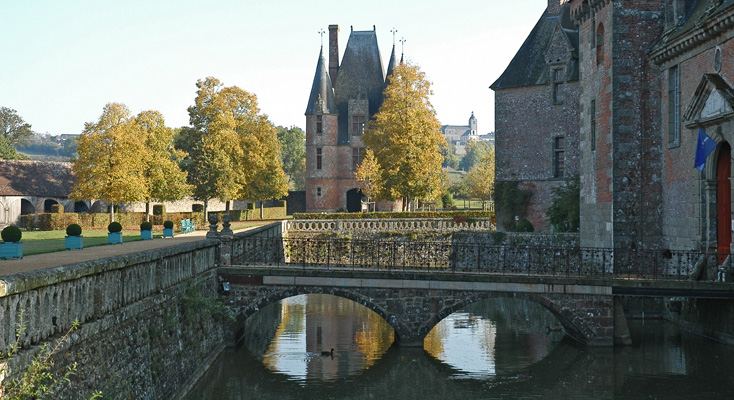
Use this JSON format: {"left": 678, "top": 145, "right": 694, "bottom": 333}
{"left": 183, "top": 295, "right": 734, "bottom": 400}
{"left": 254, "top": 294, "right": 394, "bottom": 382}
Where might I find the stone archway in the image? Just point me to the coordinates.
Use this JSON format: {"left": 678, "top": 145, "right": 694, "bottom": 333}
{"left": 20, "top": 199, "right": 35, "bottom": 215}
{"left": 43, "top": 199, "right": 59, "bottom": 213}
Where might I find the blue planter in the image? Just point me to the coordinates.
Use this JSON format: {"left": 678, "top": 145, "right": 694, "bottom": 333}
{"left": 163, "top": 228, "right": 174, "bottom": 238}
{"left": 108, "top": 232, "right": 123, "bottom": 244}
{"left": 0, "top": 241, "right": 23, "bottom": 259}
{"left": 65, "top": 235, "right": 83, "bottom": 250}
{"left": 141, "top": 230, "right": 153, "bottom": 240}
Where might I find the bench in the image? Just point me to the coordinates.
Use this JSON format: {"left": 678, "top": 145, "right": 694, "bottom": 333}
{"left": 181, "top": 219, "right": 196, "bottom": 234}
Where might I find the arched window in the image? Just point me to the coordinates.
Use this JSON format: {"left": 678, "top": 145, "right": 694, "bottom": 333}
{"left": 20, "top": 199, "right": 35, "bottom": 215}
{"left": 596, "top": 23, "right": 605, "bottom": 66}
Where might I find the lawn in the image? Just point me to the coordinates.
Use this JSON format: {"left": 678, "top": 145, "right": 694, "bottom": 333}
{"left": 18, "top": 220, "right": 271, "bottom": 256}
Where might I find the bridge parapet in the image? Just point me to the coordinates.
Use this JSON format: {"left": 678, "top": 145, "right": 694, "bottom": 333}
{"left": 285, "top": 218, "right": 494, "bottom": 233}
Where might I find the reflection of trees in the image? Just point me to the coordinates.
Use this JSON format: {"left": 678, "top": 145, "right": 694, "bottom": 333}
{"left": 353, "top": 310, "right": 394, "bottom": 369}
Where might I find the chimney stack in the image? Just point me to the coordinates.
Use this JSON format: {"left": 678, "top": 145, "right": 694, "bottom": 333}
{"left": 329, "top": 25, "right": 339, "bottom": 86}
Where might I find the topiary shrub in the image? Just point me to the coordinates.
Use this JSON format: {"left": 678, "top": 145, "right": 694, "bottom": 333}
{"left": 163, "top": 220, "right": 174, "bottom": 229}
{"left": 66, "top": 224, "right": 82, "bottom": 237}
{"left": 50, "top": 204, "right": 64, "bottom": 213}
{"left": 1, "top": 226, "right": 22, "bottom": 242}
{"left": 192, "top": 204, "right": 204, "bottom": 212}
{"left": 516, "top": 219, "right": 535, "bottom": 232}
{"left": 108, "top": 222, "right": 122, "bottom": 233}
{"left": 140, "top": 221, "right": 153, "bottom": 231}
{"left": 153, "top": 204, "right": 165, "bottom": 216}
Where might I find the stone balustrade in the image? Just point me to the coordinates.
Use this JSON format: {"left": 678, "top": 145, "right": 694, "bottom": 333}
{"left": 285, "top": 218, "right": 495, "bottom": 233}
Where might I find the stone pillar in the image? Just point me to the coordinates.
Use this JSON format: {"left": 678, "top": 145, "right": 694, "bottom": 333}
{"left": 219, "top": 214, "right": 233, "bottom": 266}
{"left": 613, "top": 296, "right": 632, "bottom": 345}
{"left": 206, "top": 214, "right": 219, "bottom": 239}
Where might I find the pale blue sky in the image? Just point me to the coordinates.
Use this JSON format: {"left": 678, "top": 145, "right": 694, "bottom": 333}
{"left": 1, "top": 0, "right": 548, "bottom": 135}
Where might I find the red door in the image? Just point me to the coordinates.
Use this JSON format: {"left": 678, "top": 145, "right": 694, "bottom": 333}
{"left": 717, "top": 142, "right": 731, "bottom": 264}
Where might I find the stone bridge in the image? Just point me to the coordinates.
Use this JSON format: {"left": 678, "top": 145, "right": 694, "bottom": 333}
{"left": 219, "top": 268, "right": 625, "bottom": 347}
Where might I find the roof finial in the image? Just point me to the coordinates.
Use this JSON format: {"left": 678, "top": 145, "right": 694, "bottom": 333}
{"left": 391, "top": 27, "right": 397, "bottom": 45}
{"left": 318, "top": 28, "right": 325, "bottom": 48}
{"left": 373, "top": 25, "right": 376, "bottom": 31}
{"left": 399, "top": 37, "right": 406, "bottom": 62}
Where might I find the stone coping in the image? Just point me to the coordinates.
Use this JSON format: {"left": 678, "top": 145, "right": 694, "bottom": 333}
{"left": 0, "top": 239, "right": 219, "bottom": 297}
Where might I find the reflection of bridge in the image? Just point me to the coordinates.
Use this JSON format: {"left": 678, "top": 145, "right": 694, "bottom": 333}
{"left": 218, "top": 233, "right": 734, "bottom": 347}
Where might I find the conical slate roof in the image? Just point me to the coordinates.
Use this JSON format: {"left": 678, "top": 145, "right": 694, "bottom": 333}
{"left": 305, "top": 47, "right": 337, "bottom": 115}
{"left": 386, "top": 44, "right": 398, "bottom": 81}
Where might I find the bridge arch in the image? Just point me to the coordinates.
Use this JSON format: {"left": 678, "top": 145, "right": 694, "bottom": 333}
{"left": 230, "top": 287, "right": 412, "bottom": 345}
{"left": 426, "top": 293, "right": 605, "bottom": 346}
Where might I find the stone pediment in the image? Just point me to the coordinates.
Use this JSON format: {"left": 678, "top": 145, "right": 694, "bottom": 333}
{"left": 684, "top": 74, "right": 734, "bottom": 127}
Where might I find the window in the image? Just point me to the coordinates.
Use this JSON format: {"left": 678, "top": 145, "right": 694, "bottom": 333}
{"left": 552, "top": 68, "right": 564, "bottom": 104}
{"left": 591, "top": 100, "right": 596, "bottom": 151}
{"left": 316, "top": 147, "right": 322, "bottom": 170}
{"left": 316, "top": 187, "right": 322, "bottom": 197}
{"left": 316, "top": 115, "right": 323, "bottom": 135}
{"left": 352, "top": 147, "right": 363, "bottom": 171}
{"left": 554, "top": 137, "right": 565, "bottom": 178}
{"left": 668, "top": 66, "right": 680, "bottom": 145}
{"left": 596, "top": 23, "right": 605, "bottom": 66}
{"left": 352, "top": 115, "right": 365, "bottom": 135}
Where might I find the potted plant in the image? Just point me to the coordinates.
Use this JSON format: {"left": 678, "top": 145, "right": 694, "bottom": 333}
{"left": 140, "top": 221, "right": 153, "bottom": 240}
{"left": 108, "top": 222, "right": 123, "bottom": 244}
{"left": 65, "top": 223, "right": 83, "bottom": 250}
{"left": 163, "top": 220, "right": 174, "bottom": 238}
{"left": 0, "top": 226, "right": 23, "bottom": 259}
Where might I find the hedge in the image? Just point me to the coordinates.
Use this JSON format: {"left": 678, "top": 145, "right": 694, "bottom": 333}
{"left": 18, "top": 212, "right": 206, "bottom": 232}
{"left": 292, "top": 210, "right": 495, "bottom": 220}
{"left": 211, "top": 203, "right": 287, "bottom": 221}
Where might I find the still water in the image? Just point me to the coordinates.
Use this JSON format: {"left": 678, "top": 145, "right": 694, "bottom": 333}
{"left": 184, "top": 295, "right": 734, "bottom": 399}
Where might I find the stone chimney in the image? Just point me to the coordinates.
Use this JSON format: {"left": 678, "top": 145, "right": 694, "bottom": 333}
{"left": 329, "top": 25, "right": 339, "bottom": 87}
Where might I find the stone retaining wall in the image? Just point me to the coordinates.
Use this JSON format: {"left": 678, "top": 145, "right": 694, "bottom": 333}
{"left": 0, "top": 240, "right": 224, "bottom": 399}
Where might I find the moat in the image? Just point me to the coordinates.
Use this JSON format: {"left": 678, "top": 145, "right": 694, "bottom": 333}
{"left": 183, "top": 295, "right": 734, "bottom": 399}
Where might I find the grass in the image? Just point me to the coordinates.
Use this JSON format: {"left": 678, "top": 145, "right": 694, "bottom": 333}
{"left": 17, "top": 220, "right": 271, "bottom": 256}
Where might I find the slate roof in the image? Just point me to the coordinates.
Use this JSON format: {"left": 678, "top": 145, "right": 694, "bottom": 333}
{"left": 491, "top": 4, "right": 579, "bottom": 90}
{"left": 654, "top": 0, "right": 734, "bottom": 47}
{"left": 305, "top": 47, "right": 338, "bottom": 115}
{"left": 0, "top": 160, "right": 75, "bottom": 197}
{"left": 334, "top": 30, "right": 386, "bottom": 144}
{"left": 386, "top": 44, "right": 398, "bottom": 82}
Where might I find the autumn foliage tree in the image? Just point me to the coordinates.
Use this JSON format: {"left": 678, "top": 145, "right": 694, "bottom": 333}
{"left": 462, "top": 145, "right": 495, "bottom": 210}
{"left": 71, "top": 103, "right": 149, "bottom": 221}
{"left": 177, "top": 77, "right": 288, "bottom": 217}
{"left": 358, "top": 63, "right": 446, "bottom": 211}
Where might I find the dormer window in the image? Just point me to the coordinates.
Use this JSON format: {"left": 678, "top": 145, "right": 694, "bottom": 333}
{"left": 352, "top": 115, "right": 365, "bottom": 136}
{"left": 316, "top": 115, "right": 323, "bottom": 135}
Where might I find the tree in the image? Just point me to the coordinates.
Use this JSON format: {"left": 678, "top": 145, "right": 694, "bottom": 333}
{"left": 136, "top": 110, "right": 191, "bottom": 220}
{"left": 177, "top": 77, "right": 287, "bottom": 216}
{"left": 70, "top": 103, "right": 148, "bottom": 221}
{"left": 277, "top": 126, "right": 306, "bottom": 190}
{"left": 441, "top": 141, "right": 460, "bottom": 169}
{"left": 358, "top": 62, "right": 447, "bottom": 211}
{"left": 354, "top": 149, "right": 383, "bottom": 202}
{"left": 463, "top": 146, "right": 495, "bottom": 210}
{"left": 459, "top": 140, "right": 493, "bottom": 171}
{"left": 0, "top": 135, "right": 27, "bottom": 160}
{"left": 547, "top": 175, "right": 580, "bottom": 232}
{"left": 0, "top": 107, "right": 34, "bottom": 147}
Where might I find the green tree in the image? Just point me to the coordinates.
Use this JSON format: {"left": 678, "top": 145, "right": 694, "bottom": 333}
{"left": 441, "top": 141, "right": 460, "bottom": 169}
{"left": 0, "top": 107, "right": 34, "bottom": 148}
{"left": 178, "top": 77, "right": 287, "bottom": 216}
{"left": 547, "top": 175, "right": 580, "bottom": 232}
{"left": 459, "top": 140, "right": 493, "bottom": 171}
{"left": 70, "top": 103, "right": 148, "bottom": 221}
{"left": 0, "top": 135, "right": 27, "bottom": 160}
{"left": 136, "top": 110, "right": 192, "bottom": 220}
{"left": 63, "top": 135, "right": 78, "bottom": 159}
{"left": 277, "top": 126, "right": 306, "bottom": 190}
{"left": 359, "top": 62, "right": 447, "bottom": 211}
{"left": 463, "top": 146, "right": 495, "bottom": 210}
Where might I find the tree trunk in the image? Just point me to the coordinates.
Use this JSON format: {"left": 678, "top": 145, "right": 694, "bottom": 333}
{"left": 260, "top": 201, "right": 264, "bottom": 219}
{"left": 204, "top": 198, "right": 209, "bottom": 221}
{"left": 145, "top": 201, "right": 151, "bottom": 222}
{"left": 109, "top": 204, "right": 115, "bottom": 223}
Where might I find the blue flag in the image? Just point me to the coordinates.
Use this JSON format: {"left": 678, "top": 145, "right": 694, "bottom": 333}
{"left": 694, "top": 129, "right": 718, "bottom": 171}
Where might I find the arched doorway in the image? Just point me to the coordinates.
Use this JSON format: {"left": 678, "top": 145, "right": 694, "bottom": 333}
{"left": 44, "top": 199, "right": 59, "bottom": 213}
{"left": 74, "top": 201, "right": 89, "bottom": 213}
{"left": 717, "top": 142, "right": 731, "bottom": 264}
{"left": 346, "top": 188, "right": 363, "bottom": 213}
{"left": 20, "top": 199, "right": 35, "bottom": 215}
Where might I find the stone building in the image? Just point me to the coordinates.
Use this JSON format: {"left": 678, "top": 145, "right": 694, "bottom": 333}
{"left": 441, "top": 112, "right": 479, "bottom": 155}
{"left": 304, "top": 25, "right": 401, "bottom": 213}
{"left": 491, "top": 0, "right": 581, "bottom": 231}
